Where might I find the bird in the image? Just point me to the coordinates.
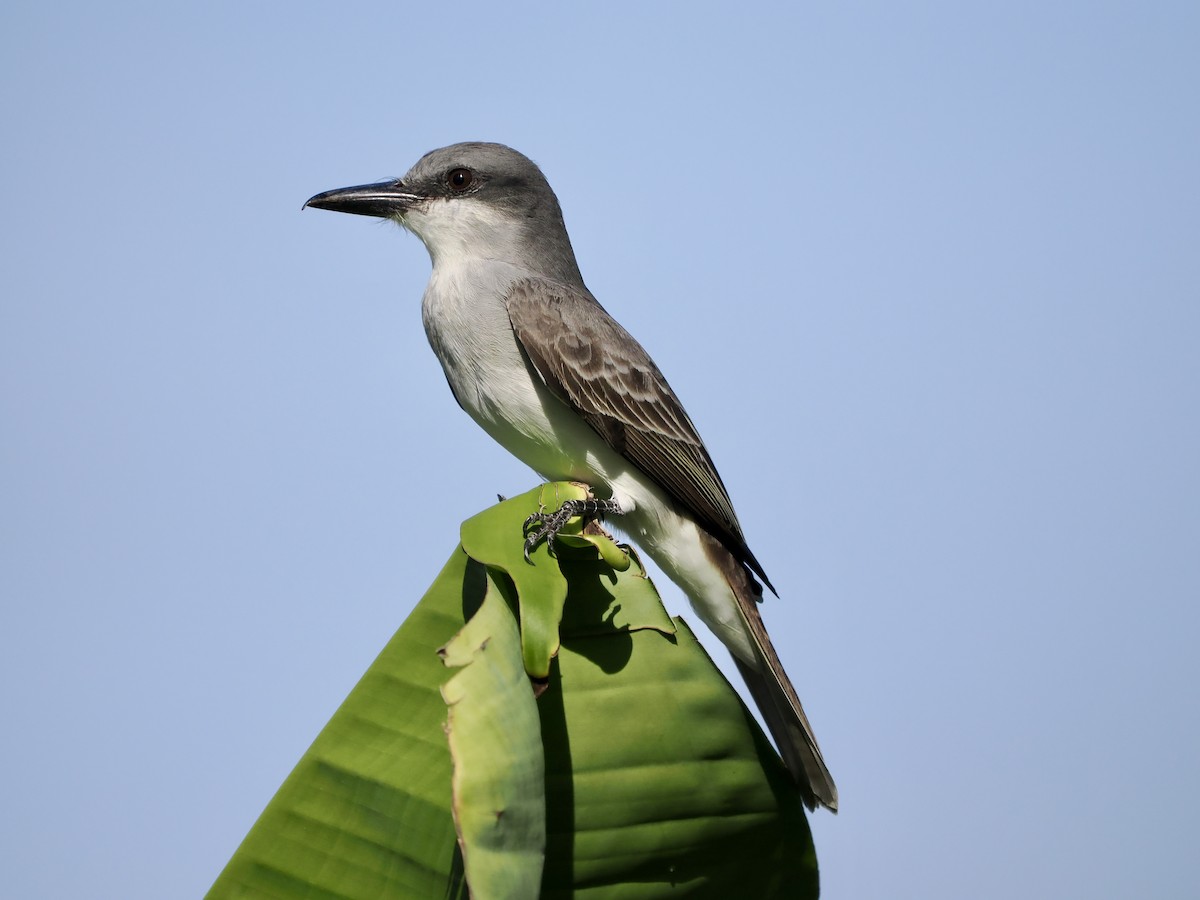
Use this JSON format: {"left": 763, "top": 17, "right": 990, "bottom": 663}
{"left": 304, "top": 142, "right": 837, "bottom": 811}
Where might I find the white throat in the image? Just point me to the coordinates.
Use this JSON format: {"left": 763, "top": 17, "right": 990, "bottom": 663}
{"left": 402, "top": 198, "right": 530, "bottom": 272}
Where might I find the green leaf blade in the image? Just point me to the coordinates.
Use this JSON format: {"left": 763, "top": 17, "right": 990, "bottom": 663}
{"left": 441, "top": 576, "right": 546, "bottom": 900}
{"left": 209, "top": 488, "right": 819, "bottom": 900}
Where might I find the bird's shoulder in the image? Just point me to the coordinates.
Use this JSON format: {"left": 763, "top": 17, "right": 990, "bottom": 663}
{"left": 503, "top": 276, "right": 699, "bottom": 446}
{"left": 503, "top": 276, "right": 759, "bottom": 563}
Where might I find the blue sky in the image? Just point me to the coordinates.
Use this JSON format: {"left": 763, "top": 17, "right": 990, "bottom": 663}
{"left": 3, "top": 2, "right": 1198, "bottom": 897}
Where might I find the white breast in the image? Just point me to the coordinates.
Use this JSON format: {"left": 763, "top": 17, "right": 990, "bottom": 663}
{"left": 418, "top": 258, "right": 757, "bottom": 663}
{"left": 421, "top": 259, "right": 596, "bottom": 481}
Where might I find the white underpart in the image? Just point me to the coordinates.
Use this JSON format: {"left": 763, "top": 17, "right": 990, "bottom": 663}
{"left": 403, "top": 199, "right": 758, "bottom": 664}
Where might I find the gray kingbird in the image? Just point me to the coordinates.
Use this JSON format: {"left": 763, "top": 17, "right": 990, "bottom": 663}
{"left": 305, "top": 143, "right": 837, "bottom": 812}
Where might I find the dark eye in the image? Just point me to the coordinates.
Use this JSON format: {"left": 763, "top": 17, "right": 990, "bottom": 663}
{"left": 447, "top": 168, "right": 474, "bottom": 191}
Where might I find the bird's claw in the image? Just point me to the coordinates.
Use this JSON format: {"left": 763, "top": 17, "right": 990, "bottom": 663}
{"left": 522, "top": 498, "right": 622, "bottom": 563}
{"left": 523, "top": 505, "right": 572, "bottom": 561}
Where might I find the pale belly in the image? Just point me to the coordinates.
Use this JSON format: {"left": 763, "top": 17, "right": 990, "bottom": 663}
{"left": 420, "top": 263, "right": 757, "bottom": 663}
{"left": 421, "top": 260, "right": 613, "bottom": 484}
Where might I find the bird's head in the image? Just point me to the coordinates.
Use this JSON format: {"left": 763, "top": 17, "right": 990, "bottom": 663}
{"left": 305, "top": 142, "right": 582, "bottom": 282}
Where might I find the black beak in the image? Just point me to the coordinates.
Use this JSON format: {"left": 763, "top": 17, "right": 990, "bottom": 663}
{"left": 303, "top": 180, "right": 422, "bottom": 218}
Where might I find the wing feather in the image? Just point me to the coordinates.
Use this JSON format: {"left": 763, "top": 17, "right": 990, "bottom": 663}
{"left": 505, "top": 277, "right": 772, "bottom": 590}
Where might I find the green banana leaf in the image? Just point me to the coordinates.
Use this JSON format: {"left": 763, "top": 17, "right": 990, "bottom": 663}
{"left": 207, "top": 484, "right": 818, "bottom": 899}
{"left": 440, "top": 570, "right": 546, "bottom": 899}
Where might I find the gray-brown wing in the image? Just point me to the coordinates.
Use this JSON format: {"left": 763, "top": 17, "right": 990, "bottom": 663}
{"left": 505, "top": 277, "right": 772, "bottom": 589}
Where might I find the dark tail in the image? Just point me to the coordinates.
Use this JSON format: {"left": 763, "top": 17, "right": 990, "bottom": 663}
{"left": 701, "top": 532, "right": 838, "bottom": 812}
{"left": 733, "top": 655, "right": 838, "bottom": 812}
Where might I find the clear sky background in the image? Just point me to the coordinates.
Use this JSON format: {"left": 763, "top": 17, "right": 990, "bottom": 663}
{"left": 3, "top": 2, "right": 1198, "bottom": 898}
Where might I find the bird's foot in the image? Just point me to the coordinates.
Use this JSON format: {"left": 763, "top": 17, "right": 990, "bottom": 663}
{"left": 523, "top": 497, "right": 623, "bottom": 562}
